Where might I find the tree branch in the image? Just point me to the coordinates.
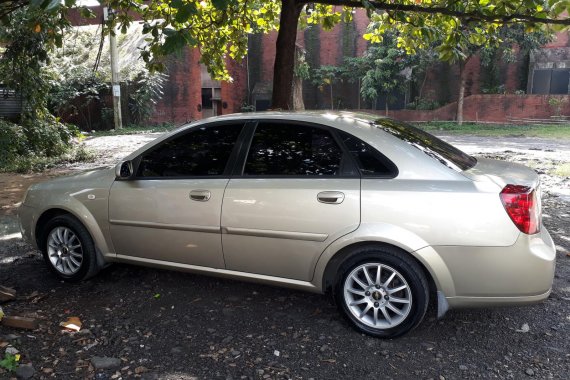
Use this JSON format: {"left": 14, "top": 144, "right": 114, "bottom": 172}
{"left": 0, "top": 1, "right": 28, "bottom": 20}
{"left": 301, "top": 0, "right": 570, "bottom": 26}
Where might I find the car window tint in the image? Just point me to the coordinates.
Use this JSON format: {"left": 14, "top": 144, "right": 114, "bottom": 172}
{"left": 338, "top": 130, "right": 393, "bottom": 176}
{"left": 244, "top": 123, "right": 342, "bottom": 176}
{"left": 374, "top": 118, "right": 476, "bottom": 171}
{"left": 137, "top": 123, "right": 243, "bottom": 177}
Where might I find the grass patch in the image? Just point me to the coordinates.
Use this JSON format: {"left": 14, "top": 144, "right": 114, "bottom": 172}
{"left": 553, "top": 162, "right": 570, "bottom": 177}
{"left": 89, "top": 123, "right": 175, "bottom": 137}
{"left": 415, "top": 122, "right": 570, "bottom": 139}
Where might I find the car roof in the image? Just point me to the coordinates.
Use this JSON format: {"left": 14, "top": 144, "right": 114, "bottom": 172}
{"left": 197, "top": 110, "right": 383, "bottom": 126}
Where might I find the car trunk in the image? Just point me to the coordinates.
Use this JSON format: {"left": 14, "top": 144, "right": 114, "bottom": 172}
{"left": 461, "top": 157, "right": 540, "bottom": 189}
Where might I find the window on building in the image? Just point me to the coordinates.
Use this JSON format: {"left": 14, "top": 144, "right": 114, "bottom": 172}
{"left": 531, "top": 69, "right": 570, "bottom": 94}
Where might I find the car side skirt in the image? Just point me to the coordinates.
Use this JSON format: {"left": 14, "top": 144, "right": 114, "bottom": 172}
{"left": 113, "top": 254, "right": 320, "bottom": 293}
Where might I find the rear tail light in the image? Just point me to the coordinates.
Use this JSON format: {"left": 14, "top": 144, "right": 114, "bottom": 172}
{"left": 500, "top": 184, "right": 540, "bottom": 235}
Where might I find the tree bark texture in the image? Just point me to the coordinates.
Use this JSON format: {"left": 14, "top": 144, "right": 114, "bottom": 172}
{"left": 457, "top": 60, "right": 466, "bottom": 125}
{"left": 292, "top": 45, "right": 305, "bottom": 110}
{"left": 271, "top": 0, "right": 303, "bottom": 110}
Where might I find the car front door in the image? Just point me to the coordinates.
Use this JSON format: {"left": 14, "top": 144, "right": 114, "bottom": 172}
{"left": 108, "top": 122, "right": 245, "bottom": 268}
{"left": 221, "top": 121, "right": 361, "bottom": 281}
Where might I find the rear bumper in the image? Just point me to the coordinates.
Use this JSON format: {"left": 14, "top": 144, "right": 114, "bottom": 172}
{"left": 417, "top": 227, "right": 556, "bottom": 308}
{"left": 445, "top": 288, "right": 552, "bottom": 309}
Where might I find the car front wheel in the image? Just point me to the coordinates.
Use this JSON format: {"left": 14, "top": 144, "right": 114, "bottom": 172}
{"left": 335, "top": 246, "right": 429, "bottom": 338}
{"left": 41, "top": 214, "right": 99, "bottom": 282}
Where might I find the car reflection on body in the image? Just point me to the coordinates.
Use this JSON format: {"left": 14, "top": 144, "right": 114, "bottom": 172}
{"left": 19, "top": 112, "right": 556, "bottom": 338}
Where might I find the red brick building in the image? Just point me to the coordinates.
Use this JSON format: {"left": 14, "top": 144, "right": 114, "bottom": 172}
{"left": 69, "top": 7, "right": 570, "bottom": 125}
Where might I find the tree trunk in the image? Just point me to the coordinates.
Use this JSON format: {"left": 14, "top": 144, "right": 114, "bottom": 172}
{"left": 292, "top": 46, "right": 305, "bottom": 110}
{"left": 292, "top": 76, "right": 304, "bottom": 110}
{"left": 330, "top": 83, "right": 334, "bottom": 110}
{"left": 271, "top": 0, "right": 303, "bottom": 110}
{"left": 457, "top": 60, "right": 467, "bottom": 125}
{"left": 357, "top": 78, "right": 361, "bottom": 109}
{"left": 419, "top": 71, "right": 428, "bottom": 101}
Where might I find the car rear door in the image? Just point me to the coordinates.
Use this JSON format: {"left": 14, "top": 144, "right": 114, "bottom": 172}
{"left": 221, "top": 121, "right": 361, "bottom": 281}
{"left": 108, "top": 122, "right": 245, "bottom": 268}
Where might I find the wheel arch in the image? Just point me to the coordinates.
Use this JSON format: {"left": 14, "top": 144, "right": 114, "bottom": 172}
{"left": 35, "top": 208, "right": 70, "bottom": 249}
{"left": 34, "top": 206, "right": 111, "bottom": 268}
{"left": 321, "top": 241, "right": 438, "bottom": 304}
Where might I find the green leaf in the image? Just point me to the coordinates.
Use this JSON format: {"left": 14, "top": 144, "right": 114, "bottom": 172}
{"left": 212, "top": 0, "right": 231, "bottom": 11}
{"left": 161, "top": 33, "right": 187, "bottom": 54}
{"left": 163, "top": 28, "right": 177, "bottom": 36}
{"left": 174, "top": 3, "right": 198, "bottom": 23}
{"left": 30, "top": 0, "right": 45, "bottom": 8}
{"left": 0, "top": 353, "right": 18, "bottom": 372}
{"left": 79, "top": 7, "right": 96, "bottom": 19}
{"left": 42, "top": 0, "right": 62, "bottom": 12}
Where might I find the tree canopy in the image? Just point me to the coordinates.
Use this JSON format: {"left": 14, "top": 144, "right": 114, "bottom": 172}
{"left": 1, "top": 0, "right": 569, "bottom": 109}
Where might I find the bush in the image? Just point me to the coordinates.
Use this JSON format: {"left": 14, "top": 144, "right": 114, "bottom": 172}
{"left": 22, "top": 116, "right": 79, "bottom": 157}
{"left": 407, "top": 98, "right": 441, "bottom": 110}
{"left": 0, "top": 117, "right": 83, "bottom": 172}
{"left": 0, "top": 120, "right": 29, "bottom": 166}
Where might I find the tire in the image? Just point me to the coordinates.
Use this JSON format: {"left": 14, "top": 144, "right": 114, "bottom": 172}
{"left": 334, "top": 246, "right": 429, "bottom": 338}
{"left": 40, "top": 214, "right": 100, "bottom": 282}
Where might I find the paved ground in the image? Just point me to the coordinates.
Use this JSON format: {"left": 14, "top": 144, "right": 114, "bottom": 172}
{"left": 0, "top": 133, "right": 569, "bottom": 379}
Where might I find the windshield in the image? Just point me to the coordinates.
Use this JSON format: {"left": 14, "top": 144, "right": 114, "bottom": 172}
{"left": 374, "top": 118, "right": 477, "bottom": 171}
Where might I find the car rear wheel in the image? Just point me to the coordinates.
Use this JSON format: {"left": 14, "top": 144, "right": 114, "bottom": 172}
{"left": 41, "top": 214, "right": 99, "bottom": 282}
{"left": 335, "top": 246, "right": 429, "bottom": 338}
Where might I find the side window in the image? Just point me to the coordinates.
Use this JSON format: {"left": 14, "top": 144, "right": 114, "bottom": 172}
{"left": 244, "top": 123, "right": 343, "bottom": 176}
{"left": 338, "top": 130, "right": 394, "bottom": 176}
{"left": 137, "top": 123, "right": 243, "bottom": 177}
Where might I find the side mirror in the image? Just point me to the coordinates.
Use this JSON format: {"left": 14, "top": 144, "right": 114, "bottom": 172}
{"left": 115, "top": 160, "right": 134, "bottom": 179}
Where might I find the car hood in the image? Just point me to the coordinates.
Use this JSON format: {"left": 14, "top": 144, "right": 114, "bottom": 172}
{"left": 23, "top": 167, "right": 116, "bottom": 207}
{"left": 32, "top": 167, "right": 116, "bottom": 189}
{"left": 462, "top": 157, "right": 539, "bottom": 189}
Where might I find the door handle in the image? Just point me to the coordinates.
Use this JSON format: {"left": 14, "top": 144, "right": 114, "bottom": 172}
{"left": 190, "top": 190, "right": 211, "bottom": 202}
{"left": 317, "top": 191, "right": 345, "bottom": 204}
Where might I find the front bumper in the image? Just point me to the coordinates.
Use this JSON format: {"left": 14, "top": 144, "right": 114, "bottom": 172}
{"left": 18, "top": 204, "right": 38, "bottom": 249}
{"left": 418, "top": 227, "right": 556, "bottom": 309}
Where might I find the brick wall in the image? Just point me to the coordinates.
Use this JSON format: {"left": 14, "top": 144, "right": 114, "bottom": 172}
{"left": 378, "top": 94, "right": 570, "bottom": 123}
{"left": 220, "top": 59, "right": 248, "bottom": 114}
{"left": 149, "top": 48, "right": 202, "bottom": 125}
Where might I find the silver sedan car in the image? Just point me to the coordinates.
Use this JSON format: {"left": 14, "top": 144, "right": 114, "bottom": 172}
{"left": 19, "top": 112, "right": 556, "bottom": 338}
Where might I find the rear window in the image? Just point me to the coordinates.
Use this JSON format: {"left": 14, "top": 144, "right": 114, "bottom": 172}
{"left": 375, "top": 119, "right": 477, "bottom": 171}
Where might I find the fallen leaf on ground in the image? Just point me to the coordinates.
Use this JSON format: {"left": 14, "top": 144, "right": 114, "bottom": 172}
{"left": 60, "top": 316, "right": 82, "bottom": 332}
{"left": 135, "top": 366, "right": 148, "bottom": 374}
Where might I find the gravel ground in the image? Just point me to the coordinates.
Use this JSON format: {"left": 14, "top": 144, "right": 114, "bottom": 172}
{"left": 0, "top": 133, "right": 569, "bottom": 380}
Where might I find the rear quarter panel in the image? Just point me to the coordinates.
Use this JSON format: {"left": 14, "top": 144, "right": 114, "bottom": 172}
{"left": 361, "top": 178, "right": 520, "bottom": 247}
